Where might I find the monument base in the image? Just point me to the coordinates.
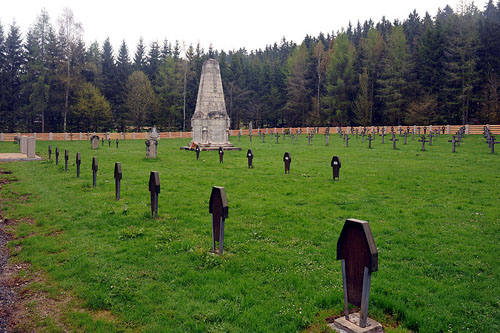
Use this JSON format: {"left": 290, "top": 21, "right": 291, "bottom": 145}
{"left": 329, "top": 313, "right": 383, "bottom": 333}
{"left": 180, "top": 142, "right": 241, "bottom": 151}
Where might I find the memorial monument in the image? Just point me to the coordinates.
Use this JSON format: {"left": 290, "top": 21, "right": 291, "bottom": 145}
{"left": 182, "top": 59, "right": 240, "bottom": 151}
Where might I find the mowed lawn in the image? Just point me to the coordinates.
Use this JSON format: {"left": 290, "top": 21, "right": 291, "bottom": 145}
{"left": 0, "top": 133, "right": 499, "bottom": 332}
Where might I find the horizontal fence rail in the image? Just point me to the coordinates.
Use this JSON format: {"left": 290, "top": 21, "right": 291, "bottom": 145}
{"left": 0, "top": 125, "right": 499, "bottom": 142}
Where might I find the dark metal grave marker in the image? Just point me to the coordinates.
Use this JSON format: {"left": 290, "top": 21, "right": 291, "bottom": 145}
{"left": 276, "top": 133, "right": 279, "bottom": 144}
{"left": 195, "top": 145, "right": 200, "bottom": 160}
{"left": 404, "top": 132, "right": 408, "bottom": 145}
{"left": 283, "top": 152, "right": 291, "bottom": 174}
{"left": 428, "top": 133, "right": 432, "bottom": 146}
{"left": 418, "top": 136, "right": 427, "bottom": 151}
{"left": 64, "top": 149, "right": 69, "bottom": 171}
{"left": 345, "top": 136, "right": 350, "bottom": 147}
{"left": 218, "top": 147, "right": 224, "bottom": 164}
{"left": 380, "top": 130, "right": 385, "bottom": 144}
{"left": 247, "top": 149, "right": 253, "bottom": 168}
{"left": 367, "top": 135, "right": 374, "bottom": 148}
{"left": 390, "top": 137, "right": 398, "bottom": 150}
{"left": 101, "top": 137, "right": 104, "bottom": 146}
{"left": 337, "top": 219, "right": 378, "bottom": 328}
{"left": 490, "top": 136, "right": 499, "bottom": 154}
{"left": 48, "top": 145, "right": 52, "bottom": 160}
{"left": 417, "top": 126, "right": 421, "bottom": 135}
{"left": 55, "top": 147, "right": 59, "bottom": 165}
{"left": 108, "top": 138, "right": 111, "bottom": 147}
{"left": 308, "top": 134, "right": 311, "bottom": 145}
{"left": 361, "top": 133, "right": 364, "bottom": 143}
{"left": 149, "top": 171, "right": 160, "bottom": 217}
{"left": 262, "top": 133, "right": 265, "bottom": 143}
{"left": 116, "top": 139, "right": 119, "bottom": 148}
{"left": 92, "top": 157, "right": 98, "bottom": 187}
{"left": 331, "top": 156, "right": 341, "bottom": 181}
{"left": 209, "top": 186, "right": 228, "bottom": 255}
{"left": 76, "top": 153, "right": 81, "bottom": 177}
{"left": 448, "top": 136, "right": 456, "bottom": 153}
{"left": 424, "top": 127, "right": 427, "bottom": 135}
{"left": 114, "top": 162, "right": 122, "bottom": 200}
{"left": 325, "top": 134, "right": 329, "bottom": 146}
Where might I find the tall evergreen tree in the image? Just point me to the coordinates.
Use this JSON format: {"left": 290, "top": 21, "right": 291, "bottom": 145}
{"left": 285, "top": 42, "right": 311, "bottom": 126}
{"left": 134, "top": 37, "right": 147, "bottom": 72}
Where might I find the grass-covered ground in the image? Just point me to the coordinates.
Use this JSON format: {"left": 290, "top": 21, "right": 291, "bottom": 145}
{"left": 0, "top": 133, "right": 499, "bottom": 332}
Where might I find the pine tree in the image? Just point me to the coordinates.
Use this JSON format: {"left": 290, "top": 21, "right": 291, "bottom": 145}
{"left": 101, "top": 37, "right": 116, "bottom": 116}
{"left": 115, "top": 40, "right": 131, "bottom": 130}
{"left": 285, "top": 42, "right": 311, "bottom": 126}
{"left": 147, "top": 41, "right": 160, "bottom": 84}
{"left": 134, "top": 37, "right": 147, "bottom": 72}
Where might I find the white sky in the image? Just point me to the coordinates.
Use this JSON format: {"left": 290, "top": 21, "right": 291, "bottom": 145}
{"left": 1, "top": 0, "right": 472, "bottom": 55}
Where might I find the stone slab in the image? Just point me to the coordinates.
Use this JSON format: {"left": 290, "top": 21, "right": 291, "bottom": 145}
{"left": 329, "top": 313, "right": 383, "bottom": 333}
{"left": 0, "top": 153, "right": 43, "bottom": 162}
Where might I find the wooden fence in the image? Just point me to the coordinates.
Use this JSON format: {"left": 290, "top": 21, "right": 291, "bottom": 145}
{"left": 0, "top": 124, "right": 498, "bottom": 142}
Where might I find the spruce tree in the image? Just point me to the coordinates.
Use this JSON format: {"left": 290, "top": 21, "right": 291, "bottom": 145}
{"left": 134, "top": 37, "right": 147, "bottom": 72}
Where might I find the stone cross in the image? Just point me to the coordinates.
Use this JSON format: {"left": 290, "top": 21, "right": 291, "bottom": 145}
{"left": 209, "top": 186, "right": 228, "bottom": 255}
{"left": 283, "top": 152, "right": 291, "bottom": 174}
{"left": 448, "top": 136, "right": 457, "bottom": 153}
{"left": 331, "top": 156, "right": 341, "bottom": 181}
{"left": 380, "top": 130, "right": 386, "bottom": 144}
{"left": 76, "top": 153, "right": 81, "bottom": 178}
{"left": 92, "top": 157, "right": 98, "bottom": 187}
{"left": 367, "top": 134, "right": 374, "bottom": 149}
{"left": 247, "top": 149, "right": 253, "bottom": 168}
{"left": 418, "top": 136, "right": 427, "bottom": 151}
{"left": 55, "top": 147, "right": 59, "bottom": 165}
{"left": 149, "top": 171, "right": 160, "bottom": 217}
{"left": 114, "top": 162, "right": 122, "bottom": 200}
{"left": 64, "top": 149, "right": 69, "bottom": 171}
{"left": 195, "top": 145, "right": 200, "bottom": 160}
{"left": 48, "top": 145, "right": 52, "bottom": 160}
{"left": 336, "top": 219, "right": 378, "bottom": 329}
{"left": 398, "top": 127, "right": 403, "bottom": 136}
{"left": 218, "top": 147, "right": 224, "bottom": 164}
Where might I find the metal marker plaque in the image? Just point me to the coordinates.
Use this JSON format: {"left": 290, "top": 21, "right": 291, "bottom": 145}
{"left": 283, "top": 152, "right": 291, "bottom": 174}
{"left": 114, "top": 162, "right": 122, "bottom": 200}
{"left": 92, "top": 157, "right": 98, "bottom": 188}
{"left": 209, "top": 186, "right": 228, "bottom": 255}
{"left": 331, "top": 156, "right": 341, "bottom": 181}
{"left": 337, "top": 219, "right": 378, "bottom": 328}
{"left": 149, "top": 171, "right": 160, "bottom": 217}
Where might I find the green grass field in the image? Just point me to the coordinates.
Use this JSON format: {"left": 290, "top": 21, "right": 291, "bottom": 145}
{"left": 0, "top": 133, "right": 499, "bottom": 332}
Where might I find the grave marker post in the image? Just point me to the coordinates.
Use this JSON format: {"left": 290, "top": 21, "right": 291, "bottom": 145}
{"left": 448, "top": 136, "right": 456, "bottom": 153}
{"left": 218, "top": 147, "right": 224, "bottom": 164}
{"left": 331, "top": 156, "right": 341, "bottom": 181}
{"left": 209, "top": 186, "right": 228, "bottom": 255}
{"left": 64, "top": 149, "right": 69, "bottom": 171}
{"left": 76, "top": 153, "right": 81, "bottom": 177}
{"left": 195, "top": 145, "right": 200, "bottom": 160}
{"left": 114, "top": 162, "right": 122, "bottom": 200}
{"left": 367, "top": 134, "right": 374, "bottom": 148}
{"left": 48, "top": 145, "right": 52, "bottom": 160}
{"left": 283, "top": 152, "right": 291, "bottom": 174}
{"left": 55, "top": 147, "right": 59, "bottom": 165}
{"left": 149, "top": 171, "right": 160, "bottom": 217}
{"left": 247, "top": 149, "right": 253, "bottom": 168}
{"left": 92, "top": 157, "right": 98, "bottom": 187}
{"left": 418, "top": 136, "right": 427, "bottom": 151}
{"left": 336, "top": 219, "right": 379, "bottom": 329}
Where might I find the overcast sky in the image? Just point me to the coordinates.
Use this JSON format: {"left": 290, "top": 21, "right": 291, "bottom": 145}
{"left": 1, "top": 0, "right": 471, "bottom": 54}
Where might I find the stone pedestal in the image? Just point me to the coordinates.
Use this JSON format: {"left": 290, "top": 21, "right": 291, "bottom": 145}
{"left": 91, "top": 136, "right": 99, "bottom": 149}
{"left": 20, "top": 136, "right": 28, "bottom": 153}
{"left": 329, "top": 313, "right": 383, "bottom": 333}
{"left": 27, "top": 137, "right": 36, "bottom": 158}
{"left": 447, "top": 125, "right": 450, "bottom": 134}
{"left": 146, "top": 139, "right": 157, "bottom": 158}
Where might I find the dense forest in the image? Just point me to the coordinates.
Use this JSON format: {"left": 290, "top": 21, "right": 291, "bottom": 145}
{"left": 0, "top": 1, "right": 500, "bottom": 132}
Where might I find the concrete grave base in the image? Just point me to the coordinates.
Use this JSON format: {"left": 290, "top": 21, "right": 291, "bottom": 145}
{"left": 0, "top": 153, "right": 43, "bottom": 162}
{"left": 329, "top": 313, "right": 383, "bottom": 333}
{"left": 180, "top": 143, "right": 241, "bottom": 151}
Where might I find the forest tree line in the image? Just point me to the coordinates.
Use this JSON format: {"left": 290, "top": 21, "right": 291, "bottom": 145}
{"left": 0, "top": 0, "right": 500, "bottom": 132}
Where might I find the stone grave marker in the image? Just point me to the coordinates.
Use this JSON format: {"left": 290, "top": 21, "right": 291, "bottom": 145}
{"left": 145, "top": 138, "right": 158, "bottom": 159}
{"left": 91, "top": 135, "right": 99, "bottom": 149}
{"left": 331, "top": 156, "right": 341, "bottom": 181}
{"left": 448, "top": 136, "right": 457, "bottom": 153}
{"left": 218, "top": 147, "right": 224, "bottom": 164}
{"left": 92, "top": 157, "right": 98, "bottom": 187}
{"left": 48, "top": 145, "right": 52, "bottom": 160}
{"left": 333, "top": 219, "right": 381, "bottom": 332}
{"left": 20, "top": 136, "right": 28, "bottom": 154}
{"left": 283, "top": 152, "right": 291, "bottom": 174}
{"left": 76, "top": 153, "right": 81, "bottom": 177}
{"left": 55, "top": 147, "right": 59, "bottom": 165}
{"left": 149, "top": 171, "right": 160, "bottom": 217}
{"left": 27, "top": 137, "right": 36, "bottom": 158}
{"left": 247, "top": 149, "right": 253, "bottom": 168}
{"left": 326, "top": 134, "right": 329, "bottom": 146}
{"left": 209, "top": 186, "right": 228, "bottom": 255}
{"left": 380, "top": 129, "right": 385, "bottom": 144}
{"left": 428, "top": 133, "right": 432, "bottom": 146}
{"left": 114, "top": 162, "right": 122, "bottom": 200}
{"left": 64, "top": 149, "right": 69, "bottom": 171}
{"left": 195, "top": 145, "right": 200, "bottom": 160}
{"left": 418, "top": 136, "right": 427, "bottom": 151}
{"left": 404, "top": 132, "right": 408, "bottom": 145}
